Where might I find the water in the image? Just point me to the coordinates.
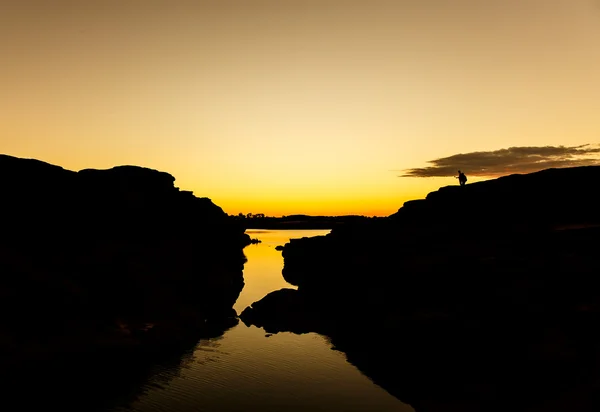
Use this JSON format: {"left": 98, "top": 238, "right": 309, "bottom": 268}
{"left": 111, "top": 229, "right": 412, "bottom": 412}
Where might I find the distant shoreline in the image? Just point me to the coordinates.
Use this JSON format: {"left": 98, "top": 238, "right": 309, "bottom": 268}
{"left": 238, "top": 215, "right": 384, "bottom": 230}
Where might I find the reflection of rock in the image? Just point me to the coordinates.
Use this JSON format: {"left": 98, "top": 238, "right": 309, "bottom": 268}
{"left": 243, "top": 288, "right": 600, "bottom": 412}
{"left": 0, "top": 155, "right": 250, "bottom": 366}
{"left": 3, "top": 319, "right": 238, "bottom": 411}
{"left": 244, "top": 166, "right": 600, "bottom": 412}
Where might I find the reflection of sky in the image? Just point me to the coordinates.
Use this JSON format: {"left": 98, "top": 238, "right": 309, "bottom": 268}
{"left": 235, "top": 229, "right": 331, "bottom": 312}
{"left": 117, "top": 229, "right": 412, "bottom": 412}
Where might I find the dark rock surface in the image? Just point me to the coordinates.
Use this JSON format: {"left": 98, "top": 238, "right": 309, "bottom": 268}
{"left": 0, "top": 154, "right": 250, "bottom": 365}
{"left": 5, "top": 320, "right": 239, "bottom": 411}
{"left": 241, "top": 166, "right": 600, "bottom": 412}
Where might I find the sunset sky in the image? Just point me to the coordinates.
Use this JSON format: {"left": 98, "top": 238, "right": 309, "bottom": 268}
{"left": 2, "top": 0, "right": 599, "bottom": 216}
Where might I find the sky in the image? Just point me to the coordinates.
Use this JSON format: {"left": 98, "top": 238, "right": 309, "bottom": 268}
{"left": 1, "top": 0, "right": 599, "bottom": 216}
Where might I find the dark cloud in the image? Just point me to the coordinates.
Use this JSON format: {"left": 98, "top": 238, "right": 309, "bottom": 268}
{"left": 400, "top": 144, "right": 600, "bottom": 178}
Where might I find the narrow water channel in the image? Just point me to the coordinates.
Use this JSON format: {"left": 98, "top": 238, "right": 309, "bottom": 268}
{"left": 112, "top": 229, "right": 412, "bottom": 412}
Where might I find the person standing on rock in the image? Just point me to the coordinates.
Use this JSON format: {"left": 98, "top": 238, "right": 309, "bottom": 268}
{"left": 456, "top": 170, "right": 467, "bottom": 186}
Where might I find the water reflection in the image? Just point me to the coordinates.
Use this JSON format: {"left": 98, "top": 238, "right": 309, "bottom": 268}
{"left": 108, "top": 229, "right": 410, "bottom": 412}
{"left": 5, "top": 325, "right": 234, "bottom": 412}
{"left": 235, "top": 229, "right": 331, "bottom": 312}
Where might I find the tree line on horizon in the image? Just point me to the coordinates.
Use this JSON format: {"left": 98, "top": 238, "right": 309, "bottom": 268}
{"left": 229, "top": 213, "right": 381, "bottom": 220}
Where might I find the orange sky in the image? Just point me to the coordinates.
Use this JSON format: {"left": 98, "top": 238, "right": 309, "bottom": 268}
{"left": 1, "top": 1, "right": 599, "bottom": 216}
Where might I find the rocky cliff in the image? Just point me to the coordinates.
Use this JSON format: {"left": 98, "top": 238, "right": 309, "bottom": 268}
{"left": 241, "top": 166, "right": 600, "bottom": 412}
{"left": 0, "top": 154, "right": 250, "bottom": 366}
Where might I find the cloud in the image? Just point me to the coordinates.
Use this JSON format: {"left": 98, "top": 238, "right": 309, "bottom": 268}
{"left": 400, "top": 144, "right": 600, "bottom": 178}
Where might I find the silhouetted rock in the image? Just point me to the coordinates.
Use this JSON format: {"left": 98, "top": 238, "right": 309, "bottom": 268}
{"left": 391, "top": 165, "right": 600, "bottom": 229}
{"left": 239, "top": 288, "right": 330, "bottom": 334}
{"left": 242, "top": 166, "right": 600, "bottom": 412}
{"left": 0, "top": 154, "right": 251, "bottom": 366}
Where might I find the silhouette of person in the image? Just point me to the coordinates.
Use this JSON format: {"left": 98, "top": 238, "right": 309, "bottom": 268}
{"left": 457, "top": 170, "right": 467, "bottom": 186}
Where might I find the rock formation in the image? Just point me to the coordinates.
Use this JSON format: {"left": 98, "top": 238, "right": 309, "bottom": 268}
{"left": 0, "top": 154, "right": 250, "bottom": 367}
{"left": 241, "top": 166, "right": 600, "bottom": 412}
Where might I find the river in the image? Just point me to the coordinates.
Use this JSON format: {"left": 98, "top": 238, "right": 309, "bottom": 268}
{"left": 110, "top": 229, "right": 412, "bottom": 412}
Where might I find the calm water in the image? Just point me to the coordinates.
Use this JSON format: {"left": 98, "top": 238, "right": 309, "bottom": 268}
{"left": 111, "top": 230, "right": 412, "bottom": 412}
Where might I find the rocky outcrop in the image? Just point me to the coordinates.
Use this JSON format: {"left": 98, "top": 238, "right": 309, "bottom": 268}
{"left": 241, "top": 166, "right": 600, "bottom": 412}
{"left": 0, "top": 154, "right": 250, "bottom": 364}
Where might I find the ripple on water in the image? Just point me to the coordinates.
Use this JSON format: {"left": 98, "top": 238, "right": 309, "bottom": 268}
{"left": 111, "top": 230, "right": 412, "bottom": 412}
